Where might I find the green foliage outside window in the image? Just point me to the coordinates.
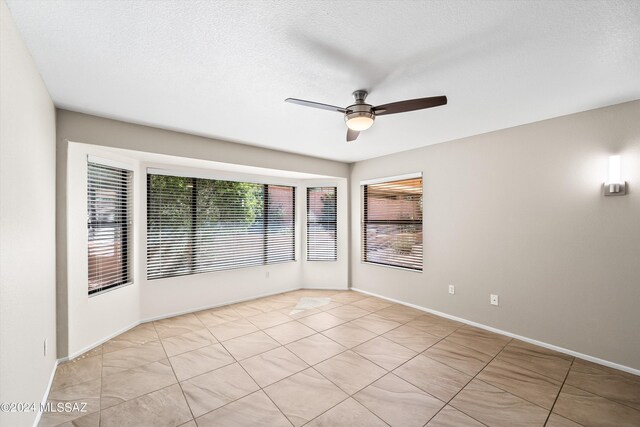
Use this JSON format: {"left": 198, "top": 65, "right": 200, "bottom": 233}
{"left": 148, "top": 175, "right": 264, "bottom": 229}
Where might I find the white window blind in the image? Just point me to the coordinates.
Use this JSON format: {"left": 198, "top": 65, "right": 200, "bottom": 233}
{"left": 362, "top": 177, "right": 423, "bottom": 271}
{"left": 87, "top": 161, "right": 132, "bottom": 294}
{"left": 147, "top": 173, "right": 295, "bottom": 280}
{"left": 307, "top": 187, "right": 337, "bottom": 261}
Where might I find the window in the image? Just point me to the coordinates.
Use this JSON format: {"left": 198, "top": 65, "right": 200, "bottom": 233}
{"left": 147, "top": 173, "right": 295, "bottom": 279}
{"left": 87, "top": 161, "right": 132, "bottom": 294}
{"left": 307, "top": 187, "right": 337, "bottom": 261}
{"left": 362, "top": 176, "right": 423, "bottom": 271}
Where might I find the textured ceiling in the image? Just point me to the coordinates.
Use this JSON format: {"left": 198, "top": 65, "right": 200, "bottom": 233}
{"left": 6, "top": 0, "right": 640, "bottom": 162}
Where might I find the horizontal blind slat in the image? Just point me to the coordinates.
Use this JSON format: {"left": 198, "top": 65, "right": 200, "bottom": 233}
{"left": 362, "top": 177, "right": 422, "bottom": 271}
{"left": 88, "top": 161, "right": 132, "bottom": 294}
{"left": 147, "top": 174, "right": 295, "bottom": 280}
{"left": 307, "top": 187, "right": 337, "bottom": 261}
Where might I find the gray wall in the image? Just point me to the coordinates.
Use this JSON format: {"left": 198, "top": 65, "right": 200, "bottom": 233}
{"left": 0, "top": 1, "right": 57, "bottom": 426}
{"left": 350, "top": 100, "right": 640, "bottom": 370}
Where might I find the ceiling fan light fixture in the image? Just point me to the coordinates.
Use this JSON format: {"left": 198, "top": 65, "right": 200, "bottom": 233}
{"left": 285, "top": 90, "right": 447, "bottom": 142}
{"left": 345, "top": 111, "right": 375, "bottom": 131}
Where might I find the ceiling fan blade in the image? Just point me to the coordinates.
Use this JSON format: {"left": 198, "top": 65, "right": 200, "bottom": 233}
{"left": 346, "top": 128, "right": 360, "bottom": 142}
{"left": 285, "top": 98, "right": 348, "bottom": 113}
{"left": 373, "top": 95, "right": 447, "bottom": 116}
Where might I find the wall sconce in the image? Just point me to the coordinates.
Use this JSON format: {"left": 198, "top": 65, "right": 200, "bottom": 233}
{"left": 604, "top": 155, "right": 627, "bottom": 196}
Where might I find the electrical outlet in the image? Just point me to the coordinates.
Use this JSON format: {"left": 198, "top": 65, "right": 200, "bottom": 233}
{"left": 490, "top": 294, "right": 499, "bottom": 306}
{"left": 44, "top": 338, "right": 47, "bottom": 356}
{"left": 448, "top": 285, "right": 455, "bottom": 295}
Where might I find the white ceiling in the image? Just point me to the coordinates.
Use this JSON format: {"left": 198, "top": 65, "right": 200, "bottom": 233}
{"left": 6, "top": 0, "right": 640, "bottom": 163}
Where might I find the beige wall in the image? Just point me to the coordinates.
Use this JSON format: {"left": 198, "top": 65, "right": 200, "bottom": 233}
{"left": 56, "top": 111, "right": 350, "bottom": 358}
{"left": 0, "top": 1, "right": 58, "bottom": 426}
{"left": 64, "top": 144, "right": 142, "bottom": 359}
{"left": 350, "top": 100, "right": 640, "bottom": 370}
{"left": 56, "top": 110, "right": 348, "bottom": 178}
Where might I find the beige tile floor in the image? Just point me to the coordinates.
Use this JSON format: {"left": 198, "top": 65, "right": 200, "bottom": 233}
{"left": 40, "top": 290, "right": 640, "bottom": 427}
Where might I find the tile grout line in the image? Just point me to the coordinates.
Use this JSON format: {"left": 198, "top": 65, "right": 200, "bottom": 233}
{"left": 182, "top": 338, "right": 260, "bottom": 423}
{"left": 152, "top": 320, "right": 198, "bottom": 425}
{"left": 299, "top": 298, "right": 469, "bottom": 426}
{"left": 198, "top": 294, "right": 353, "bottom": 423}
{"left": 208, "top": 296, "right": 366, "bottom": 425}
{"left": 230, "top": 347, "right": 295, "bottom": 426}
{"left": 202, "top": 295, "right": 396, "bottom": 425}
{"left": 300, "top": 306, "right": 426, "bottom": 370}
{"left": 441, "top": 340, "right": 640, "bottom": 415}
{"left": 300, "top": 387, "right": 390, "bottom": 427}
{"left": 422, "top": 340, "right": 511, "bottom": 427}
{"left": 101, "top": 327, "right": 576, "bottom": 426}
{"left": 431, "top": 342, "right": 572, "bottom": 414}
{"left": 83, "top": 291, "right": 640, "bottom": 426}
{"left": 312, "top": 300, "right": 442, "bottom": 353}
{"left": 542, "top": 358, "right": 575, "bottom": 426}
{"left": 100, "top": 383, "right": 183, "bottom": 425}
{"left": 544, "top": 357, "right": 579, "bottom": 426}
{"left": 158, "top": 327, "right": 218, "bottom": 359}
{"left": 555, "top": 364, "right": 640, "bottom": 414}
{"left": 410, "top": 330, "right": 514, "bottom": 427}
{"left": 443, "top": 342, "right": 640, "bottom": 420}
{"left": 353, "top": 288, "right": 640, "bottom": 379}
{"left": 294, "top": 350, "right": 392, "bottom": 425}
{"left": 319, "top": 325, "right": 437, "bottom": 373}
{"left": 45, "top": 353, "right": 104, "bottom": 426}
{"left": 574, "top": 387, "right": 640, "bottom": 414}
{"left": 428, "top": 327, "right": 508, "bottom": 361}
{"left": 299, "top": 303, "right": 448, "bottom": 425}
{"left": 494, "top": 344, "right": 574, "bottom": 383}
{"left": 58, "top": 295, "right": 446, "bottom": 425}
{"left": 205, "top": 292, "right": 410, "bottom": 357}
{"left": 80, "top": 293, "right": 400, "bottom": 426}
{"left": 199, "top": 299, "right": 392, "bottom": 373}
{"left": 93, "top": 323, "right": 180, "bottom": 422}
{"left": 99, "top": 343, "right": 104, "bottom": 427}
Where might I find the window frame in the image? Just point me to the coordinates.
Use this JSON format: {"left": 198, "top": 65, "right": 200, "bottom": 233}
{"left": 306, "top": 186, "right": 337, "bottom": 262}
{"left": 87, "top": 158, "right": 133, "bottom": 296}
{"left": 146, "top": 171, "right": 297, "bottom": 280}
{"left": 361, "top": 173, "right": 423, "bottom": 272}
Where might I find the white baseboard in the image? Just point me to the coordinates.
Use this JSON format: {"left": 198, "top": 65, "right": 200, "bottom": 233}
{"left": 63, "top": 287, "right": 302, "bottom": 361}
{"left": 64, "top": 285, "right": 352, "bottom": 361}
{"left": 33, "top": 359, "right": 59, "bottom": 427}
{"left": 352, "top": 287, "right": 640, "bottom": 377}
{"left": 60, "top": 320, "right": 140, "bottom": 362}
{"left": 44, "top": 285, "right": 347, "bottom": 425}
{"left": 140, "top": 286, "right": 302, "bottom": 323}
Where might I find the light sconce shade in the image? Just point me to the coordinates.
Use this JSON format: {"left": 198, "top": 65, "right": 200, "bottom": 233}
{"left": 604, "top": 155, "right": 627, "bottom": 196}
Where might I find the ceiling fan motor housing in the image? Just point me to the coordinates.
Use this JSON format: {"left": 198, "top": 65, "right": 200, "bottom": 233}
{"left": 344, "top": 104, "right": 375, "bottom": 130}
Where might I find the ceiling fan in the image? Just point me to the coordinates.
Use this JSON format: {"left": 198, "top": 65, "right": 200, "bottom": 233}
{"left": 285, "top": 90, "right": 447, "bottom": 142}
